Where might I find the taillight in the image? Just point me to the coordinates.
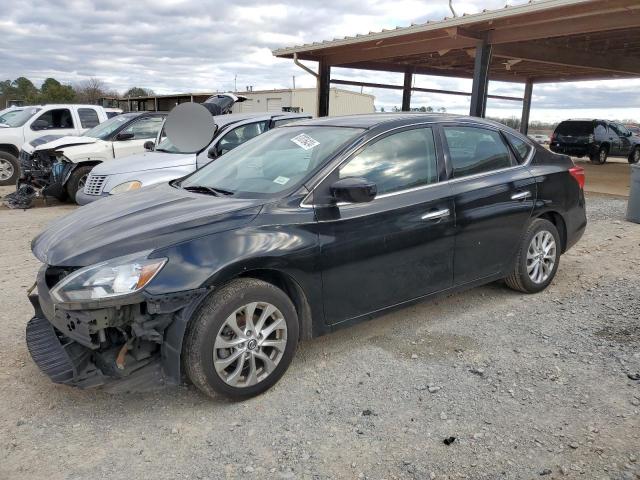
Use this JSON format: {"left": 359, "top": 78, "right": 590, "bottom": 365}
{"left": 569, "top": 166, "right": 585, "bottom": 189}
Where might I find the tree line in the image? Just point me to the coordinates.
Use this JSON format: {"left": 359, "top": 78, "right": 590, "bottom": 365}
{"left": 0, "top": 77, "right": 155, "bottom": 108}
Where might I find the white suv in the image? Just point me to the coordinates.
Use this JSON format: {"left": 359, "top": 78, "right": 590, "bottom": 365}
{"left": 0, "top": 104, "right": 119, "bottom": 185}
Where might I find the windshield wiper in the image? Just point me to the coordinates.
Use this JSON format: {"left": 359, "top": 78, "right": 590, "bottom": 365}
{"left": 183, "top": 185, "right": 234, "bottom": 196}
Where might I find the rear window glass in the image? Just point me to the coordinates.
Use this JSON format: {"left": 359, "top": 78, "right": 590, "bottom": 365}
{"left": 78, "top": 108, "right": 100, "bottom": 128}
{"left": 504, "top": 132, "right": 533, "bottom": 163}
{"left": 555, "top": 121, "right": 593, "bottom": 135}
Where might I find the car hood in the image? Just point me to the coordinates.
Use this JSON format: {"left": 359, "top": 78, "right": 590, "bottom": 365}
{"left": 28, "top": 135, "right": 98, "bottom": 153}
{"left": 32, "top": 183, "right": 264, "bottom": 266}
{"left": 92, "top": 151, "right": 196, "bottom": 175}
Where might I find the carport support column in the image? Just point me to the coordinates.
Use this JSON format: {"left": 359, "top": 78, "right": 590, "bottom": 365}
{"left": 317, "top": 58, "right": 331, "bottom": 117}
{"left": 401, "top": 68, "right": 413, "bottom": 112}
{"left": 520, "top": 80, "right": 533, "bottom": 135}
{"left": 469, "top": 40, "right": 492, "bottom": 118}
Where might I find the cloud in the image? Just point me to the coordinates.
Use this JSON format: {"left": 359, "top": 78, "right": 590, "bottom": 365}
{"left": 1, "top": 0, "right": 638, "bottom": 122}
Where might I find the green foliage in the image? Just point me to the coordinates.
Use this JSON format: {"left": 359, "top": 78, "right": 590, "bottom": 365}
{"left": 0, "top": 76, "right": 77, "bottom": 106}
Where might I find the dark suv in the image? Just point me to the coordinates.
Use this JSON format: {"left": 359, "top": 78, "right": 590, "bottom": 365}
{"left": 550, "top": 119, "right": 640, "bottom": 164}
{"left": 25, "top": 114, "right": 587, "bottom": 399}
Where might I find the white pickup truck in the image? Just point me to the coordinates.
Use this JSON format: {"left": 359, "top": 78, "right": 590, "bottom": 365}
{"left": 0, "top": 104, "right": 120, "bottom": 185}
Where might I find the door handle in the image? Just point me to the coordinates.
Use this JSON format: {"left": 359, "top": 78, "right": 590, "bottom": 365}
{"left": 421, "top": 208, "right": 450, "bottom": 221}
{"left": 511, "top": 190, "right": 531, "bottom": 201}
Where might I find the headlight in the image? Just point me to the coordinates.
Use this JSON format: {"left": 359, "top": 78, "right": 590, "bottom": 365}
{"left": 50, "top": 252, "right": 166, "bottom": 303}
{"left": 110, "top": 180, "right": 142, "bottom": 195}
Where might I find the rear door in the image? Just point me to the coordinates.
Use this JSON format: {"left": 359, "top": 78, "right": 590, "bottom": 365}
{"left": 611, "top": 123, "right": 632, "bottom": 156}
{"left": 441, "top": 124, "right": 536, "bottom": 285}
{"left": 315, "top": 125, "right": 455, "bottom": 325}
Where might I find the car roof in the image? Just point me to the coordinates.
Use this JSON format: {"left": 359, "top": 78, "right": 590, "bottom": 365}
{"left": 211, "top": 112, "right": 310, "bottom": 128}
{"left": 288, "top": 113, "right": 512, "bottom": 130}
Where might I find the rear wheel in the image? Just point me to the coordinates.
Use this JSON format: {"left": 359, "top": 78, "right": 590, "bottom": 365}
{"left": 590, "top": 146, "right": 608, "bottom": 164}
{"left": 0, "top": 151, "right": 19, "bottom": 186}
{"left": 505, "top": 218, "right": 560, "bottom": 294}
{"left": 184, "top": 278, "right": 299, "bottom": 399}
{"left": 629, "top": 146, "right": 640, "bottom": 164}
{"left": 65, "top": 165, "right": 93, "bottom": 200}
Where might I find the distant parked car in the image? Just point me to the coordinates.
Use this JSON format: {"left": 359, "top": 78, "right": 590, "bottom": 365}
{"left": 76, "top": 112, "right": 310, "bottom": 205}
{"left": 18, "top": 112, "right": 166, "bottom": 200}
{"left": 625, "top": 124, "right": 640, "bottom": 136}
{"left": 0, "top": 104, "right": 114, "bottom": 185}
{"left": 550, "top": 119, "right": 640, "bottom": 164}
{"left": 528, "top": 133, "right": 550, "bottom": 144}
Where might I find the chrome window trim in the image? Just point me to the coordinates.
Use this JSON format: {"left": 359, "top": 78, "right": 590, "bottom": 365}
{"left": 300, "top": 119, "right": 534, "bottom": 209}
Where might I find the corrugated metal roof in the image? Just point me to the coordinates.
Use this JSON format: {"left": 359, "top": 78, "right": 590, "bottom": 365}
{"left": 272, "top": 0, "right": 594, "bottom": 57}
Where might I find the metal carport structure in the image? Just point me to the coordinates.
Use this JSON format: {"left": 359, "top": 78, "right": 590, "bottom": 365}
{"left": 273, "top": 0, "right": 640, "bottom": 134}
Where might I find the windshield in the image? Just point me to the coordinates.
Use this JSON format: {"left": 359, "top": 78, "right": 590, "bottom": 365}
{"left": 4, "top": 107, "right": 40, "bottom": 127}
{"left": 181, "top": 126, "right": 364, "bottom": 197}
{"left": 0, "top": 110, "right": 23, "bottom": 124}
{"left": 83, "top": 113, "right": 138, "bottom": 139}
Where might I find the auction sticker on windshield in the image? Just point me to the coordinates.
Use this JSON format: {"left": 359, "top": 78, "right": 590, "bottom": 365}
{"left": 290, "top": 133, "right": 319, "bottom": 150}
{"left": 273, "top": 176, "right": 290, "bottom": 185}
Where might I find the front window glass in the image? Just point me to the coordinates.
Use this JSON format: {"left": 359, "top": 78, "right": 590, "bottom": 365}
{"left": 340, "top": 127, "right": 438, "bottom": 195}
{"left": 121, "top": 116, "right": 164, "bottom": 139}
{"left": 83, "top": 113, "right": 138, "bottom": 139}
{"left": 444, "top": 126, "right": 513, "bottom": 178}
{"left": 3, "top": 107, "right": 40, "bottom": 127}
{"left": 31, "top": 108, "right": 74, "bottom": 130}
{"left": 181, "top": 126, "right": 364, "bottom": 197}
{"left": 217, "top": 121, "right": 269, "bottom": 155}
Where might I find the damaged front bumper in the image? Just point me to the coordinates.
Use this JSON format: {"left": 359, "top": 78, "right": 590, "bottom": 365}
{"left": 17, "top": 149, "right": 72, "bottom": 200}
{"left": 25, "top": 264, "right": 207, "bottom": 393}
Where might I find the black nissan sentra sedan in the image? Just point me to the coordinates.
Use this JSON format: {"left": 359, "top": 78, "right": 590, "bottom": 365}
{"left": 26, "top": 114, "right": 586, "bottom": 399}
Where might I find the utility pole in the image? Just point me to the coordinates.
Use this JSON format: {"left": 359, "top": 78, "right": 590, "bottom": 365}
{"left": 234, "top": 74, "right": 237, "bottom": 92}
{"left": 292, "top": 75, "right": 296, "bottom": 89}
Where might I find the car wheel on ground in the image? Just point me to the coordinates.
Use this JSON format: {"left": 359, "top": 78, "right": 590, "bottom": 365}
{"left": 184, "top": 278, "right": 299, "bottom": 399}
{"left": 65, "top": 165, "right": 93, "bottom": 200}
{"left": 629, "top": 146, "right": 640, "bottom": 164}
{"left": 0, "top": 151, "right": 19, "bottom": 186}
{"left": 590, "top": 146, "right": 608, "bottom": 165}
{"left": 505, "top": 218, "right": 561, "bottom": 294}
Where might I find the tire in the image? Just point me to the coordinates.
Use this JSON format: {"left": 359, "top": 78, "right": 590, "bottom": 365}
{"left": 629, "top": 146, "right": 640, "bottom": 164}
{"left": 505, "top": 218, "right": 561, "bottom": 294}
{"left": 184, "top": 278, "right": 299, "bottom": 399}
{"left": 590, "top": 146, "right": 608, "bottom": 165}
{"left": 65, "top": 165, "right": 93, "bottom": 200}
{"left": 0, "top": 151, "right": 19, "bottom": 186}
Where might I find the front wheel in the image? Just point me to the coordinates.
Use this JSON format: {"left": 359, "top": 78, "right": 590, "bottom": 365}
{"left": 629, "top": 146, "right": 640, "bottom": 164}
{"left": 184, "top": 278, "right": 299, "bottom": 399}
{"left": 65, "top": 165, "right": 93, "bottom": 200}
{"left": 0, "top": 151, "right": 19, "bottom": 186}
{"left": 505, "top": 218, "right": 561, "bottom": 294}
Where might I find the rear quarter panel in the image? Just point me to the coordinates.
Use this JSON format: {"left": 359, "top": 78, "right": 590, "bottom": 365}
{"left": 528, "top": 147, "right": 586, "bottom": 252}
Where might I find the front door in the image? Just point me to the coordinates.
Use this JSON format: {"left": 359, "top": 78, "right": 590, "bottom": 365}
{"left": 315, "top": 126, "right": 455, "bottom": 325}
{"left": 440, "top": 124, "right": 535, "bottom": 285}
{"left": 26, "top": 108, "right": 77, "bottom": 143}
{"left": 112, "top": 115, "right": 165, "bottom": 159}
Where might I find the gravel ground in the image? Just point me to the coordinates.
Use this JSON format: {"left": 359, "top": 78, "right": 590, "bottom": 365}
{"left": 1, "top": 191, "right": 639, "bottom": 480}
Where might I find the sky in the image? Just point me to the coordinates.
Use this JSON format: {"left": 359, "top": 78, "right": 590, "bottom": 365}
{"left": 1, "top": 0, "right": 639, "bottom": 123}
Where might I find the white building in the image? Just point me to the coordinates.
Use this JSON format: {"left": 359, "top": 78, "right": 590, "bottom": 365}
{"left": 231, "top": 88, "right": 375, "bottom": 116}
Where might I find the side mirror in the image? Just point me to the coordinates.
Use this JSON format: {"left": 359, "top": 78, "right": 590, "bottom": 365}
{"left": 330, "top": 177, "right": 377, "bottom": 204}
{"left": 144, "top": 140, "right": 155, "bottom": 151}
{"left": 31, "top": 118, "right": 49, "bottom": 130}
{"left": 207, "top": 145, "right": 220, "bottom": 159}
{"left": 115, "top": 132, "right": 135, "bottom": 141}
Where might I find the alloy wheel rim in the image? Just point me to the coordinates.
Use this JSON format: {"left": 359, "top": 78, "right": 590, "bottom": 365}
{"left": 78, "top": 174, "right": 88, "bottom": 191}
{"left": 213, "top": 302, "right": 287, "bottom": 388}
{"left": 526, "top": 230, "right": 556, "bottom": 284}
{"left": 634, "top": 149, "right": 640, "bottom": 163}
{"left": 0, "top": 159, "right": 14, "bottom": 181}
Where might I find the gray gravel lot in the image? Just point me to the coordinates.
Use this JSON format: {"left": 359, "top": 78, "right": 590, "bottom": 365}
{"left": 1, "top": 191, "right": 639, "bottom": 480}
